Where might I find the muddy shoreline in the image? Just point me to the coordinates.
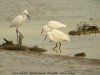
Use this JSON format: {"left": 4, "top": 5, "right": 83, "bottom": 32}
{"left": 0, "top": 49, "right": 100, "bottom": 75}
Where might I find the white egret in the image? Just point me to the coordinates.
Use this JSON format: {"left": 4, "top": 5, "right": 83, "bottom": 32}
{"left": 41, "top": 21, "right": 66, "bottom": 34}
{"left": 44, "top": 29, "right": 70, "bottom": 53}
{"left": 9, "top": 9, "right": 31, "bottom": 43}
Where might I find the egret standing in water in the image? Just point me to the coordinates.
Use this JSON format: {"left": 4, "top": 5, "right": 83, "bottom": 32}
{"left": 41, "top": 21, "right": 66, "bottom": 35}
{"left": 9, "top": 9, "right": 31, "bottom": 44}
{"left": 44, "top": 29, "right": 70, "bottom": 53}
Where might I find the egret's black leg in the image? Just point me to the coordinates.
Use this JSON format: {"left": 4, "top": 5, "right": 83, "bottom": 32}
{"left": 16, "top": 27, "right": 19, "bottom": 44}
{"left": 17, "top": 29, "right": 24, "bottom": 39}
{"left": 53, "top": 43, "right": 57, "bottom": 50}
{"left": 44, "top": 35, "right": 47, "bottom": 41}
{"left": 59, "top": 42, "right": 62, "bottom": 53}
{"left": 41, "top": 29, "right": 44, "bottom": 35}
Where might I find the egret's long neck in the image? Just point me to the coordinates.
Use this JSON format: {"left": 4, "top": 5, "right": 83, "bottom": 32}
{"left": 22, "top": 14, "right": 27, "bottom": 22}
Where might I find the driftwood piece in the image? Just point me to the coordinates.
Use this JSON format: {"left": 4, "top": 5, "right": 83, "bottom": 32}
{"left": 0, "top": 37, "right": 28, "bottom": 51}
{"left": 3, "top": 38, "right": 13, "bottom": 45}
{"left": 0, "top": 37, "right": 47, "bottom": 52}
{"left": 0, "top": 38, "right": 14, "bottom": 47}
{"left": 3, "top": 45, "right": 29, "bottom": 51}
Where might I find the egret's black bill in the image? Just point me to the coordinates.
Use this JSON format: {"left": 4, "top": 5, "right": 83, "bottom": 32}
{"left": 41, "top": 29, "right": 44, "bottom": 35}
{"left": 27, "top": 14, "right": 31, "bottom": 20}
{"left": 44, "top": 35, "right": 47, "bottom": 41}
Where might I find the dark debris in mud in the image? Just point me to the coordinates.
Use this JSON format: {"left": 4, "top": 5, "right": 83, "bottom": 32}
{"left": 69, "top": 20, "right": 100, "bottom": 36}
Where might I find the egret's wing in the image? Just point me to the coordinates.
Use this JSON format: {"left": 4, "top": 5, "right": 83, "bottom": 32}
{"left": 52, "top": 29, "right": 65, "bottom": 39}
{"left": 48, "top": 21, "right": 66, "bottom": 29}
{"left": 10, "top": 15, "right": 23, "bottom": 27}
{"left": 52, "top": 29, "right": 70, "bottom": 41}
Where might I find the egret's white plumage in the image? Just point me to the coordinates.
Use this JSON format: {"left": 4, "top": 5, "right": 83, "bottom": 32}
{"left": 48, "top": 21, "right": 66, "bottom": 28}
{"left": 41, "top": 21, "right": 66, "bottom": 34}
{"left": 44, "top": 29, "right": 70, "bottom": 53}
{"left": 47, "top": 29, "right": 70, "bottom": 42}
{"left": 9, "top": 9, "right": 30, "bottom": 43}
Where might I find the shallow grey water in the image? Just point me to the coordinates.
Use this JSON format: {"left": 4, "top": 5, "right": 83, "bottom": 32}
{"left": 0, "top": 0, "right": 100, "bottom": 59}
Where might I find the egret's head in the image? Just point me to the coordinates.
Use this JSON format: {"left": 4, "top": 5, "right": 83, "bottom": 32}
{"left": 41, "top": 25, "right": 48, "bottom": 35}
{"left": 23, "top": 9, "right": 31, "bottom": 20}
{"left": 23, "top": 9, "right": 28, "bottom": 14}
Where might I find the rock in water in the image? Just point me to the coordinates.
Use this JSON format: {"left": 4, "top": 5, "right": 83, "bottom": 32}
{"left": 75, "top": 52, "right": 86, "bottom": 57}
